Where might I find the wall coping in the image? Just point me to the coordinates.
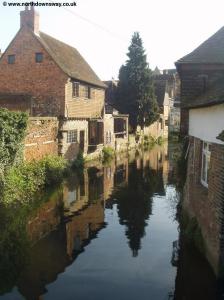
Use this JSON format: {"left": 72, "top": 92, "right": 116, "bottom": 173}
{"left": 29, "top": 117, "right": 58, "bottom": 121}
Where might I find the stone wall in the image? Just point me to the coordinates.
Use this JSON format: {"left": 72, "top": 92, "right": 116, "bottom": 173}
{"left": 24, "top": 117, "right": 58, "bottom": 161}
{"left": 59, "top": 119, "right": 89, "bottom": 160}
{"left": 183, "top": 136, "right": 224, "bottom": 275}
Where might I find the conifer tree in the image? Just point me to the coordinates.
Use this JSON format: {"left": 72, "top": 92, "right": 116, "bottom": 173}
{"left": 116, "top": 32, "right": 159, "bottom": 131}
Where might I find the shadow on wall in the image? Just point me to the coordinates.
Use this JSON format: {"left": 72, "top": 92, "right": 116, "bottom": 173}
{"left": 63, "top": 143, "right": 79, "bottom": 161}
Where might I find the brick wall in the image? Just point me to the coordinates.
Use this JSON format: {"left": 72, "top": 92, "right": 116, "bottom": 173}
{"left": 183, "top": 136, "right": 224, "bottom": 275}
{"left": 65, "top": 80, "right": 105, "bottom": 118}
{"left": 24, "top": 117, "right": 58, "bottom": 161}
{"left": 0, "top": 27, "right": 68, "bottom": 116}
{"left": 0, "top": 95, "right": 31, "bottom": 113}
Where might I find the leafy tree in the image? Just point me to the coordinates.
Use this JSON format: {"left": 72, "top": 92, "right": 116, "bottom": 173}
{"left": 116, "top": 32, "right": 159, "bottom": 131}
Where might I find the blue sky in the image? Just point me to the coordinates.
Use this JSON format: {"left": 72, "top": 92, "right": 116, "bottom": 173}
{"left": 1, "top": 0, "right": 224, "bottom": 80}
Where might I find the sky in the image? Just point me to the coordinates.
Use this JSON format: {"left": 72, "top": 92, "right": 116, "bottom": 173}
{"left": 0, "top": 0, "right": 224, "bottom": 80}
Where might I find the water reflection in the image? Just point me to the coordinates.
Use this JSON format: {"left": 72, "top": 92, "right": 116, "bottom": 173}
{"left": 0, "top": 143, "right": 223, "bottom": 300}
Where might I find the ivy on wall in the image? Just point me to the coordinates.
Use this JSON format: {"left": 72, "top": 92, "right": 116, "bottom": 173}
{"left": 0, "top": 108, "right": 28, "bottom": 174}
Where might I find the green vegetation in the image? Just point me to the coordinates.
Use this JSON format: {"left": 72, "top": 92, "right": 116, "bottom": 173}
{"left": 71, "top": 152, "right": 85, "bottom": 170}
{"left": 143, "top": 134, "right": 163, "bottom": 147}
{"left": 2, "top": 155, "right": 67, "bottom": 205}
{"left": 102, "top": 146, "right": 115, "bottom": 162}
{"left": 0, "top": 109, "right": 69, "bottom": 205}
{"left": 156, "top": 136, "right": 164, "bottom": 145}
{"left": 116, "top": 32, "right": 159, "bottom": 131}
{"left": 0, "top": 108, "right": 28, "bottom": 174}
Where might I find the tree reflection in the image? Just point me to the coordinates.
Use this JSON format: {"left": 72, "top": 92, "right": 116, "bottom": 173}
{"left": 114, "top": 159, "right": 165, "bottom": 257}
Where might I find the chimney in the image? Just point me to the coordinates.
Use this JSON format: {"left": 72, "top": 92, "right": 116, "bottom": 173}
{"left": 20, "top": 6, "right": 39, "bottom": 34}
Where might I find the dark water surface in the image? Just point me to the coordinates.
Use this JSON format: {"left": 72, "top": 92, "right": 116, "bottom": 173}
{"left": 0, "top": 144, "right": 222, "bottom": 300}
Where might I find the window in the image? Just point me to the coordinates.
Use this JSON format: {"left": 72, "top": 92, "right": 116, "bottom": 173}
{"left": 73, "top": 82, "right": 79, "bottom": 97}
{"left": 8, "top": 55, "right": 15, "bottom": 64}
{"left": 201, "top": 141, "right": 211, "bottom": 188}
{"left": 35, "top": 52, "right": 43, "bottom": 63}
{"left": 83, "top": 85, "right": 91, "bottom": 99}
{"left": 106, "top": 131, "right": 112, "bottom": 144}
{"left": 67, "top": 130, "right": 78, "bottom": 143}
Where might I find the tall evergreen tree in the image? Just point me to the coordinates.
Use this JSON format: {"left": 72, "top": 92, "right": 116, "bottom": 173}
{"left": 116, "top": 32, "right": 159, "bottom": 131}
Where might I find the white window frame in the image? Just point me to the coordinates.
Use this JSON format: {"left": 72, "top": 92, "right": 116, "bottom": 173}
{"left": 201, "top": 141, "right": 211, "bottom": 188}
{"left": 67, "top": 130, "right": 78, "bottom": 143}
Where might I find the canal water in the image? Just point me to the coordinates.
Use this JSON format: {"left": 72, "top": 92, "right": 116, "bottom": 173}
{"left": 0, "top": 143, "right": 222, "bottom": 300}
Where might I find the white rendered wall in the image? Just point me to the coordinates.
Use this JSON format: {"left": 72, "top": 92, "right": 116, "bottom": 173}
{"left": 189, "top": 103, "right": 224, "bottom": 144}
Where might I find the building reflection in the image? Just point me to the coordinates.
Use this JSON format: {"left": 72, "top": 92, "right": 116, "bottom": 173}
{"left": 171, "top": 235, "right": 224, "bottom": 300}
{"left": 0, "top": 144, "right": 171, "bottom": 299}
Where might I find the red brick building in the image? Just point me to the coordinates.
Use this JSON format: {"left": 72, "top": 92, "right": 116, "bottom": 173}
{"left": 0, "top": 7, "right": 106, "bottom": 160}
{"left": 176, "top": 27, "right": 224, "bottom": 276}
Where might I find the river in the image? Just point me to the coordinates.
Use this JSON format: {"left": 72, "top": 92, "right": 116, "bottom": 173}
{"left": 0, "top": 143, "right": 222, "bottom": 300}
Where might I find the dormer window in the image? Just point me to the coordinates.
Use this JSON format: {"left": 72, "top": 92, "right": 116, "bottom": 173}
{"left": 8, "top": 55, "right": 15, "bottom": 64}
{"left": 73, "top": 82, "right": 79, "bottom": 97}
{"left": 35, "top": 52, "right": 43, "bottom": 63}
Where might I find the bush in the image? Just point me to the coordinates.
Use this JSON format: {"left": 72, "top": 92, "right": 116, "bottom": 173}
{"left": 156, "top": 136, "right": 164, "bottom": 145}
{"left": 72, "top": 152, "right": 85, "bottom": 170}
{"left": 3, "top": 161, "right": 45, "bottom": 204}
{"left": 3, "top": 155, "right": 67, "bottom": 204}
{"left": 102, "top": 147, "right": 115, "bottom": 162}
{"left": 143, "top": 135, "right": 156, "bottom": 147}
{"left": 41, "top": 155, "right": 67, "bottom": 185}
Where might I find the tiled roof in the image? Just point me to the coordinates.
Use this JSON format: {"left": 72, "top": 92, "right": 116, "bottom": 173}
{"left": 181, "top": 76, "right": 224, "bottom": 108}
{"left": 37, "top": 32, "right": 106, "bottom": 88}
{"left": 217, "top": 130, "right": 224, "bottom": 142}
{"left": 176, "top": 26, "right": 224, "bottom": 64}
